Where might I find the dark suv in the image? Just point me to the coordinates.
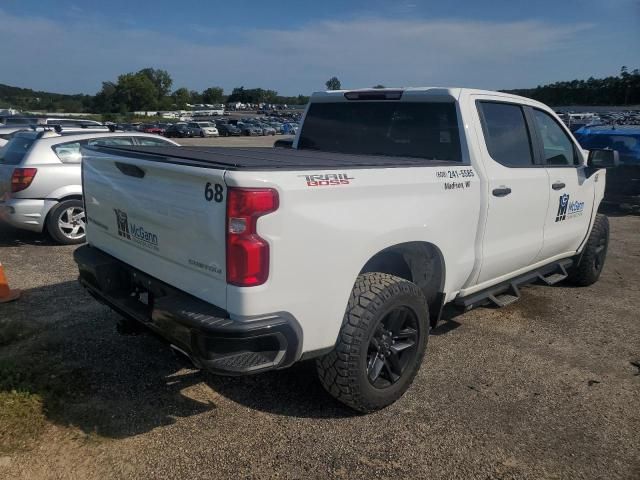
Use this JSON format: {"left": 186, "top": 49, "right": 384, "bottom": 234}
{"left": 575, "top": 124, "right": 640, "bottom": 212}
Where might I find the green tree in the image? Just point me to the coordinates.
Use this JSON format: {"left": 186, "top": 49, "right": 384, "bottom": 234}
{"left": 115, "top": 72, "right": 158, "bottom": 111}
{"left": 172, "top": 87, "right": 192, "bottom": 109}
{"left": 202, "top": 86, "right": 224, "bottom": 104}
{"left": 325, "top": 76, "right": 341, "bottom": 90}
{"left": 93, "top": 81, "right": 117, "bottom": 113}
{"left": 190, "top": 90, "right": 203, "bottom": 104}
{"left": 139, "top": 68, "right": 173, "bottom": 99}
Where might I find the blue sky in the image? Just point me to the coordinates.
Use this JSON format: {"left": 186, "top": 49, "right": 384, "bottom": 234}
{"left": 0, "top": 0, "right": 638, "bottom": 95}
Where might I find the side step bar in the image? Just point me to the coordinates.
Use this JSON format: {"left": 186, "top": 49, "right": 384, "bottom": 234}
{"left": 455, "top": 259, "right": 573, "bottom": 310}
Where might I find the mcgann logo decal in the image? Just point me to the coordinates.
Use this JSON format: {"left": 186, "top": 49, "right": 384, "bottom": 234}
{"left": 114, "top": 209, "right": 131, "bottom": 239}
{"left": 555, "top": 194, "right": 584, "bottom": 222}
{"left": 113, "top": 209, "right": 159, "bottom": 251}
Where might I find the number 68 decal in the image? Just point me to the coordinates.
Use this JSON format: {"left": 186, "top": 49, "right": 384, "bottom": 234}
{"left": 205, "top": 182, "right": 224, "bottom": 202}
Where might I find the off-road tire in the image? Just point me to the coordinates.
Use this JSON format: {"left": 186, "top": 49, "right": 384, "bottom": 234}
{"left": 316, "top": 272, "right": 429, "bottom": 413}
{"left": 46, "top": 199, "right": 86, "bottom": 245}
{"left": 568, "top": 213, "right": 609, "bottom": 286}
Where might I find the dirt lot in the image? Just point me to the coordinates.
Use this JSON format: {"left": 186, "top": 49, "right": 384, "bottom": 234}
{"left": 0, "top": 203, "right": 639, "bottom": 478}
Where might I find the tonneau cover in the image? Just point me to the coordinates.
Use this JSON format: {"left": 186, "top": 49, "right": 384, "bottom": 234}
{"left": 86, "top": 145, "right": 458, "bottom": 171}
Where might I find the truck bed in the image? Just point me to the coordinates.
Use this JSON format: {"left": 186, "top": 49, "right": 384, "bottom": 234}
{"left": 87, "top": 145, "right": 458, "bottom": 171}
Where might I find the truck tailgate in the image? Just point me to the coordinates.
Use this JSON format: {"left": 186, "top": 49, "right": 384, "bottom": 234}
{"left": 82, "top": 148, "right": 228, "bottom": 309}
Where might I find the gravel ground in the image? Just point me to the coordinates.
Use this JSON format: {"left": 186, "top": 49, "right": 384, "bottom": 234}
{"left": 0, "top": 208, "right": 639, "bottom": 479}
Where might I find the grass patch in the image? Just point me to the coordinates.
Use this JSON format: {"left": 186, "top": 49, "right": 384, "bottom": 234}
{"left": 0, "top": 358, "right": 47, "bottom": 452}
{"left": 0, "top": 390, "right": 46, "bottom": 454}
{"left": 0, "top": 355, "right": 89, "bottom": 453}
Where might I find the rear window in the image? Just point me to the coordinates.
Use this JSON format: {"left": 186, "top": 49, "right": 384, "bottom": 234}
{"left": 0, "top": 137, "right": 36, "bottom": 165}
{"left": 298, "top": 102, "right": 462, "bottom": 161}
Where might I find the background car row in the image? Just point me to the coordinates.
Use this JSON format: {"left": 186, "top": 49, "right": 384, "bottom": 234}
{"left": 0, "top": 128, "right": 179, "bottom": 245}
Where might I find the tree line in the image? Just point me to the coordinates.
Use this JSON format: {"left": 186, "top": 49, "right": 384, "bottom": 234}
{"left": 1, "top": 67, "right": 638, "bottom": 115}
{"left": 504, "top": 67, "right": 640, "bottom": 106}
{"left": 0, "top": 68, "right": 311, "bottom": 114}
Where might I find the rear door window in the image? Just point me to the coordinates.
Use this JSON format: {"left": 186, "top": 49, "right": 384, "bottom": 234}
{"left": 135, "top": 137, "right": 174, "bottom": 146}
{"left": 54, "top": 137, "right": 134, "bottom": 163}
{"left": 532, "top": 109, "right": 578, "bottom": 166}
{"left": 0, "top": 137, "right": 36, "bottom": 165}
{"left": 86, "top": 137, "right": 134, "bottom": 147}
{"left": 478, "top": 102, "right": 534, "bottom": 167}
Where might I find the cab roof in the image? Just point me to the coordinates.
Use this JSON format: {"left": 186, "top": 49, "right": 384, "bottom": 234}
{"left": 310, "top": 87, "right": 539, "bottom": 105}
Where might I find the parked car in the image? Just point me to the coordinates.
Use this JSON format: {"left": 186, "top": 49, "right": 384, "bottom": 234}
{"left": 0, "top": 117, "right": 105, "bottom": 128}
{"left": 1, "top": 124, "right": 114, "bottom": 147}
{"left": 237, "top": 122, "right": 262, "bottom": 136}
{"left": 0, "top": 126, "right": 30, "bottom": 148}
{"left": 575, "top": 124, "right": 640, "bottom": 211}
{"left": 257, "top": 123, "right": 277, "bottom": 136}
{"left": 268, "top": 122, "right": 284, "bottom": 134}
{"left": 281, "top": 123, "right": 299, "bottom": 135}
{"left": 75, "top": 87, "right": 617, "bottom": 412}
{"left": 0, "top": 131, "right": 179, "bottom": 244}
{"left": 187, "top": 122, "right": 219, "bottom": 138}
{"left": 164, "top": 123, "right": 192, "bottom": 138}
{"left": 216, "top": 123, "right": 241, "bottom": 137}
{"left": 142, "top": 123, "right": 165, "bottom": 134}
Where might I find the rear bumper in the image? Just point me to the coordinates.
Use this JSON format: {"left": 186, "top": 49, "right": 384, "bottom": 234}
{"left": 74, "top": 245, "right": 303, "bottom": 375}
{"left": 0, "top": 198, "right": 56, "bottom": 232}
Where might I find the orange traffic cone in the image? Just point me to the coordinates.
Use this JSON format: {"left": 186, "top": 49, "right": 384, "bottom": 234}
{"left": 0, "top": 262, "right": 20, "bottom": 303}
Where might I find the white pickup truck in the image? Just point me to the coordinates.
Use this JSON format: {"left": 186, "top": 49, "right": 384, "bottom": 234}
{"left": 74, "top": 88, "right": 619, "bottom": 412}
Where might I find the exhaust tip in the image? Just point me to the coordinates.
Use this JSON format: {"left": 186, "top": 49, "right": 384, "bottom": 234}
{"left": 170, "top": 344, "right": 202, "bottom": 369}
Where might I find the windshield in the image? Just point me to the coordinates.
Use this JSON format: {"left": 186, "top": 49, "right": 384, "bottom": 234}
{"left": 197, "top": 122, "right": 212, "bottom": 127}
{"left": 0, "top": 136, "right": 36, "bottom": 165}
{"left": 298, "top": 101, "right": 462, "bottom": 161}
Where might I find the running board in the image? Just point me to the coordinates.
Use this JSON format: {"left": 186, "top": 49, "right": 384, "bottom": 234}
{"left": 488, "top": 284, "right": 520, "bottom": 308}
{"left": 455, "top": 259, "right": 573, "bottom": 310}
{"left": 537, "top": 263, "right": 569, "bottom": 286}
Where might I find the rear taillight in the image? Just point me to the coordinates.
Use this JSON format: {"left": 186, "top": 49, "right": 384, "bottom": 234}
{"left": 11, "top": 168, "right": 37, "bottom": 193}
{"left": 226, "top": 187, "right": 279, "bottom": 287}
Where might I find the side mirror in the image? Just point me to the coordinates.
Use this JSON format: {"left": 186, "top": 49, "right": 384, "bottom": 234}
{"left": 587, "top": 149, "right": 620, "bottom": 169}
{"left": 274, "top": 139, "right": 293, "bottom": 149}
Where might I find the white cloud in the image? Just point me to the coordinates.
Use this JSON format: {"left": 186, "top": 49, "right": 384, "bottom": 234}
{"left": 0, "top": 8, "right": 617, "bottom": 96}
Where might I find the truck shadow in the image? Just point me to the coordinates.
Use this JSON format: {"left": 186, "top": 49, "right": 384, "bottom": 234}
{"left": 1, "top": 281, "right": 215, "bottom": 440}
{"left": 202, "top": 362, "right": 356, "bottom": 419}
{"left": 0, "top": 223, "right": 58, "bottom": 247}
{"left": 0, "top": 280, "right": 354, "bottom": 445}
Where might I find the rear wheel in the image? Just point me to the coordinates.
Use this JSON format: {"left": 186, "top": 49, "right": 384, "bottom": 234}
{"left": 568, "top": 213, "right": 609, "bottom": 286}
{"left": 316, "top": 273, "right": 429, "bottom": 412}
{"left": 46, "top": 199, "right": 86, "bottom": 245}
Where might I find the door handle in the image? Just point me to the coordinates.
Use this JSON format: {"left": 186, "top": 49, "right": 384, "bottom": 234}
{"left": 492, "top": 187, "right": 512, "bottom": 197}
{"left": 552, "top": 182, "right": 566, "bottom": 190}
{"left": 115, "top": 162, "right": 145, "bottom": 178}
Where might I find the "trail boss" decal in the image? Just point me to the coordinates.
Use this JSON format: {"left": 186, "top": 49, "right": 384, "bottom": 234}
{"left": 299, "top": 173, "right": 354, "bottom": 187}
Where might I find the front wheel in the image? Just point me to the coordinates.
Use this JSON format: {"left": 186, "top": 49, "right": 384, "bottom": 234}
{"left": 316, "top": 273, "right": 429, "bottom": 412}
{"left": 568, "top": 213, "right": 609, "bottom": 286}
{"left": 46, "top": 199, "right": 86, "bottom": 245}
